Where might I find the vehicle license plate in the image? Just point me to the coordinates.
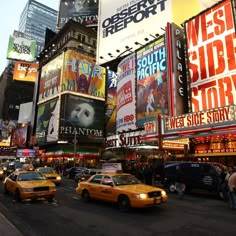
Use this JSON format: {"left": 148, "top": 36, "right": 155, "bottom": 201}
{"left": 154, "top": 198, "right": 160, "bottom": 204}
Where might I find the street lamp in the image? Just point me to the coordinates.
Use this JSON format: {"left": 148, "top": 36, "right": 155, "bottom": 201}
{"left": 60, "top": 118, "right": 78, "bottom": 166}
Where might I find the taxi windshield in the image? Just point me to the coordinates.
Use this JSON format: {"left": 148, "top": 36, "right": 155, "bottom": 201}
{"left": 112, "top": 175, "right": 140, "bottom": 186}
{"left": 18, "top": 172, "right": 47, "bottom": 181}
{"left": 39, "top": 168, "right": 55, "bottom": 174}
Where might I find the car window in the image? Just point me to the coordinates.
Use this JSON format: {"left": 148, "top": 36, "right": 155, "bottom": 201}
{"left": 102, "top": 176, "right": 113, "bottom": 186}
{"left": 18, "top": 172, "right": 47, "bottom": 181}
{"left": 90, "top": 175, "right": 102, "bottom": 184}
{"left": 39, "top": 168, "right": 55, "bottom": 174}
{"left": 112, "top": 175, "right": 140, "bottom": 186}
{"left": 10, "top": 174, "right": 17, "bottom": 181}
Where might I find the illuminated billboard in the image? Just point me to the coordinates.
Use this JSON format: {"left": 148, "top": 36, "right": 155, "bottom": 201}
{"left": 11, "top": 126, "right": 28, "bottom": 147}
{"left": 116, "top": 53, "right": 137, "bottom": 132}
{"left": 57, "top": 0, "right": 98, "bottom": 29}
{"left": 0, "top": 119, "right": 16, "bottom": 147}
{"left": 136, "top": 36, "right": 168, "bottom": 127}
{"left": 38, "top": 54, "right": 63, "bottom": 102}
{"left": 105, "top": 70, "right": 117, "bottom": 136}
{"left": 62, "top": 49, "right": 105, "bottom": 98}
{"left": 6, "top": 35, "right": 36, "bottom": 61}
{"left": 36, "top": 99, "right": 60, "bottom": 143}
{"left": 13, "top": 61, "right": 38, "bottom": 82}
{"left": 184, "top": 0, "right": 236, "bottom": 111}
{"left": 97, "top": 0, "right": 210, "bottom": 65}
{"left": 60, "top": 94, "right": 105, "bottom": 143}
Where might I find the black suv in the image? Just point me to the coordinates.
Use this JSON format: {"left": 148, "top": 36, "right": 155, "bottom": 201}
{"left": 163, "top": 161, "right": 227, "bottom": 198}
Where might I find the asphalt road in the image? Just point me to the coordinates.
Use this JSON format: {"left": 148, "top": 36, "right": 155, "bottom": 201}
{"left": 0, "top": 177, "right": 235, "bottom": 236}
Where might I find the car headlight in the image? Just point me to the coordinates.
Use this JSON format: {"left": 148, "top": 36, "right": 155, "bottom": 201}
{"left": 56, "top": 176, "right": 61, "bottom": 180}
{"left": 49, "top": 186, "right": 56, "bottom": 190}
{"left": 161, "top": 190, "right": 167, "bottom": 197}
{"left": 132, "top": 193, "right": 148, "bottom": 199}
{"left": 0, "top": 170, "right": 3, "bottom": 174}
{"left": 22, "top": 188, "right": 34, "bottom": 192}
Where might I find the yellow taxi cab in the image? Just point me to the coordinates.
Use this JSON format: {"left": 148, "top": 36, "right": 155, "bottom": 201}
{"left": 76, "top": 172, "right": 168, "bottom": 211}
{"left": 3, "top": 169, "right": 56, "bottom": 202}
{"left": 36, "top": 167, "right": 61, "bottom": 185}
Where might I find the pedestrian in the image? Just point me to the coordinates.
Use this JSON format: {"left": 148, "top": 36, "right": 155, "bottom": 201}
{"left": 175, "top": 165, "right": 185, "bottom": 199}
{"left": 225, "top": 166, "right": 236, "bottom": 209}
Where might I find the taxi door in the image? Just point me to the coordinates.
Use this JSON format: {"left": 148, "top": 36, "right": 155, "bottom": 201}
{"left": 6, "top": 173, "right": 18, "bottom": 193}
{"left": 87, "top": 175, "right": 103, "bottom": 199}
{"left": 99, "top": 176, "right": 115, "bottom": 202}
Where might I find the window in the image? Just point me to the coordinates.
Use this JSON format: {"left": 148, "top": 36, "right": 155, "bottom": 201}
{"left": 90, "top": 175, "right": 102, "bottom": 184}
{"left": 102, "top": 176, "right": 113, "bottom": 186}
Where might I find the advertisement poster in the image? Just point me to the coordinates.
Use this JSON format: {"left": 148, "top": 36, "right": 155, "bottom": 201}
{"left": 184, "top": 0, "right": 236, "bottom": 112}
{"left": 0, "top": 119, "right": 17, "bottom": 147}
{"left": 57, "top": 0, "right": 98, "bottom": 29}
{"left": 6, "top": 35, "right": 36, "bottom": 62}
{"left": 105, "top": 70, "right": 117, "bottom": 136}
{"left": 13, "top": 61, "right": 39, "bottom": 82}
{"left": 36, "top": 99, "right": 59, "bottom": 143}
{"left": 136, "top": 37, "right": 168, "bottom": 127}
{"left": 11, "top": 126, "right": 28, "bottom": 147}
{"left": 116, "top": 53, "right": 137, "bottom": 132}
{"left": 38, "top": 54, "right": 63, "bottom": 102}
{"left": 60, "top": 94, "right": 105, "bottom": 142}
{"left": 62, "top": 49, "right": 105, "bottom": 98}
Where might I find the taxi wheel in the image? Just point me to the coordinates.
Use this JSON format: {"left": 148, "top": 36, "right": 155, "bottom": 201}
{"left": 118, "top": 195, "right": 130, "bottom": 212}
{"left": 81, "top": 189, "right": 90, "bottom": 202}
{"left": 168, "top": 183, "right": 176, "bottom": 193}
{"left": 14, "top": 189, "right": 21, "bottom": 202}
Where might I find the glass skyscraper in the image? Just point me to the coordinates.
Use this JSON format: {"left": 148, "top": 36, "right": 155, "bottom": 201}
{"left": 18, "top": 0, "right": 58, "bottom": 55}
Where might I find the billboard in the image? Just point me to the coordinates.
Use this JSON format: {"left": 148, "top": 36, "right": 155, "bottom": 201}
{"left": 116, "top": 53, "right": 137, "bottom": 132}
{"left": 136, "top": 36, "right": 168, "bottom": 127}
{"left": 6, "top": 35, "right": 36, "bottom": 62}
{"left": 11, "top": 126, "right": 28, "bottom": 147}
{"left": 60, "top": 94, "right": 105, "bottom": 143}
{"left": 38, "top": 54, "right": 63, "bottom": 102}
{"left": 18, "top": 102, "right": 33, "bottom": 123}
{"left": 0, "top": 119, "right": 17, "bottom": 147}
{"left": 13, "top": 61, "right": 39, "bottom": 82}
{"left": 36, "top": 99, "right": 60, "bottom": 143}
{"left": 167, "top": 23, "right": 188, "bottom": 116}
{"left": 105, "top": 70, "right": 117, "bottom": 136}
{"left": 97, "top": 0, "right": 211, "bottom": 65}
{"left": 184, "top": 0, "right": 236, "bottom": 111}
{"left": 57, "top": 0, "right": 98, "bottom": 29}
{"left": 62, "top": 49, "right": 106, "bottom": 98}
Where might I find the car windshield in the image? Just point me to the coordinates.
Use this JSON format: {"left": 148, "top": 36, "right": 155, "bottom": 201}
{"left": 39, "top": 168, "right": 55, "bottom": 174}
{"left": 18, "top": 172, "right": 47, "bottom": 181}
{"left": 112, "top": 175, "right": 140, "bottom": 186}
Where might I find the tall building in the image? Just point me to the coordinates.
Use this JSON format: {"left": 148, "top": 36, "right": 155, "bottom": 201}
{"left": 18, "top": 0, "right": 58, "bottom": 55}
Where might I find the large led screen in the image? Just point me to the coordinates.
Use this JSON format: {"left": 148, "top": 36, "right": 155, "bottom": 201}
{"left": 136, "top": 36, "right": 168, "bottom": 127}
{"left": 184, "top": 0, "right": 236, "bottom": 111}
{"left": 116, "top": 53, "right": 137, "bottom": 132}
{"left": 57, "top": 0, "right": 98, "bottom": 29}
{"left": 62, "top": 49, "right": 105, "bottom": 98}
{"left": 60, "top": 94, "right": 105, "bottom": 143}
{"left": 38, "top": 54, "right": 63, "bottom": 102}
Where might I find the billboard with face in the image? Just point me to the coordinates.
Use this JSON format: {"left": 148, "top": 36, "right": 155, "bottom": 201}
{"left": 38, "top": 54, "right": 63, "bottom": 102}
{"left": 136, "top": 36, "right": 168, "bottom": 127}
{"left": 116, "top": 53, "right": 137, "bottom": 132}
{"left": 13, "top": 61, "right": 39, "bottom": 82}
{"left": 7, "top": 35, "right": 36, "bottom": 61}
{"left": 60, "top": 94, "right": 105, "bottom": 143}
{"left": 0, "top": 119, "right": 17, "bottom": 147}
{"left": 184, "top": 0, "right": 236, "bottom": 111}
{"left": 62, "top": 49, "right": 105, "bottom": 98}
{"left": 36, "top": 99, "right": 60, "bottom": 143}
{"left": 11, "top": 126, "right": 28, "bottom": 147}
{"left": 58, "top": 0, "right": 98, "bottom": 29}
{"left": 105, "top": 70, "right": 117, "bottom": 136}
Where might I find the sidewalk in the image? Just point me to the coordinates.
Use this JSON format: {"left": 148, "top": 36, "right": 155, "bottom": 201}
{"left": 0, "top": 212, "right": 23, "bottom": 236}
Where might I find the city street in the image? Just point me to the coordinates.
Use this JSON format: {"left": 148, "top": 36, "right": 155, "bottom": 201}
{"left": 0, "top": 177, "right": 235, "bottom": 236}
